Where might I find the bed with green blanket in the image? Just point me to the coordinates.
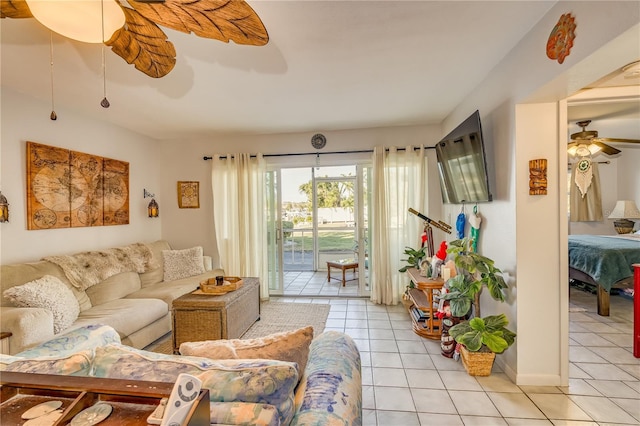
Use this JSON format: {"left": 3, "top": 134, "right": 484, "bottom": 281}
{"left": 569, "top": 234, "right": 640, "bottom": 316}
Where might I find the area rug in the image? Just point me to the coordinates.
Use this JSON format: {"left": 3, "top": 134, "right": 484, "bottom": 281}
{"left": 146, "top": 302, "right": 329, "bottom": 355}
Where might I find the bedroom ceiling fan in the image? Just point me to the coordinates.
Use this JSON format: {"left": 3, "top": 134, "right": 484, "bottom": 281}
{"left": 568, "top": 120, "right": 640, "bottom": 157}
{"left": 0, "top": 0, "right": 269, "bottom": 78}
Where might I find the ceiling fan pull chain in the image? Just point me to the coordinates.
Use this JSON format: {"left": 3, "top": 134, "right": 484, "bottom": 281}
{"left": 101, "top": 46, "right": 110, "bottom": 109}
{"left": 49, "top": 32, "right": 57, "bottom": 121}
{"left": 100, "top": 0, "right": 110, "bottom": 109}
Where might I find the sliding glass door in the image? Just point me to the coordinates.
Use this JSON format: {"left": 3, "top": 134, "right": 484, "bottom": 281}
{"left": 265, "top": 170, "right": 283, "bottom": 294}
{"left": 266, "top": 163, "right": 370, "bottom": 296}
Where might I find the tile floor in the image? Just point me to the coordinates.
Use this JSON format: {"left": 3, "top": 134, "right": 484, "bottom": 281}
{"left": 277, "top": 272, "right": 639, "bottom": 425}
{"left": 283, "top": 270, "right": 366, "bottom": 296}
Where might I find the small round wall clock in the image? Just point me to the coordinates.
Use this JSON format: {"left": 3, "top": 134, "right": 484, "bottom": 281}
{"left": 311, "top": 133, "right": 327, "bottom": 149}
{"left": 546, "top": 13, "right": 576, "bottom": 64}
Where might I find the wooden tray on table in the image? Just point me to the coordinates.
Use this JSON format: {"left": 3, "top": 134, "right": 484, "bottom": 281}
{"left": 197, "top": 276, "right": 243, "bottom": 295}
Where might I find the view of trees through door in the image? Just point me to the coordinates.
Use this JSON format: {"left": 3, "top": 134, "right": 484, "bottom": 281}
{"left": 268, "top": 164, "right": 370, "bottom": 296}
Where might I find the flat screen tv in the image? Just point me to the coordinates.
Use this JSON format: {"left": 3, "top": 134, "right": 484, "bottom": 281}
{"left": 435, "top": 110, "right": 493, "bottom": 204}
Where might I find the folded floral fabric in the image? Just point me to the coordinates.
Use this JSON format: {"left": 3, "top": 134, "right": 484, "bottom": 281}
{"left": 92, "top": 344, "right": 298, "bottom": 425}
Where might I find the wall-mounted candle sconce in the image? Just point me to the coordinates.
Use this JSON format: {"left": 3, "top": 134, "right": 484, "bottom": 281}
{"left": 0, "top": 191, "right": 9, "bottom": 223}
{"left": 144, "top": 189, "right": 159, "bottom": 218}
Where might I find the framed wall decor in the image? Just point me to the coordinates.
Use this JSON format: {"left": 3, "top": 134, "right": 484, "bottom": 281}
{"left": 177, "top": 181, "right": 200, "bottom": 208}
{"left": 529, "top": 158, "right": 548, "bottom": 195}
{"left": 26, "top": 141, "right": 129, "bottom": 230}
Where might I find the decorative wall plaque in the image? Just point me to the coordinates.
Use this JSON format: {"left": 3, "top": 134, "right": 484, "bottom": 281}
{"left": 529, "top": 158, "right": 547, "bottom": 195}
{"left": 177, "top": 181, "right": 200, "bottom": 208}
{"left": 26, "top": 142, "right": 129, "bottom": 230}
{"left": 546, "top": 13, "right": 576, "bottom": 64}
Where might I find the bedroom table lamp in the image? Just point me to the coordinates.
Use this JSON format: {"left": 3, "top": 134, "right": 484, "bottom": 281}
{"left": 608, "top": 200, "right": 640, "bottom": 234}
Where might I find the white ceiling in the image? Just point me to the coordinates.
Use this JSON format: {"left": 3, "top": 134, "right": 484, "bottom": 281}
{"left": 1, "top": 1, "right": 637, "bottom": 142}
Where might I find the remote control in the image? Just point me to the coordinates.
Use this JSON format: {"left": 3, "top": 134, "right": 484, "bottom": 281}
{"left": 160, "top": 373, "right": 202, "bottom": 426}
{"left": 147, "top": 398, "right": 167, "bottom": 425}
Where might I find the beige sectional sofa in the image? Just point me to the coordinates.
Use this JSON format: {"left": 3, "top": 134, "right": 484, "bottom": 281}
{"left": 0, "top": 240, "right": 223, "bottom": 355}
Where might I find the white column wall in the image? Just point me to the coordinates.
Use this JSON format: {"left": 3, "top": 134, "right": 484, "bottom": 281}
{"left": 0, "top": 89, "right": 162, "bottom": 264}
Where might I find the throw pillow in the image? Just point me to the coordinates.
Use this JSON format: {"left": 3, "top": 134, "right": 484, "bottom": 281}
{"left": 3, "top": 275, "right": 80, "bottom": 334}
{"left": 162, "top": 246, "right": 205, "bottom": 281}
{"left": 179, "top": 326, "right": 314, "bottom": 378}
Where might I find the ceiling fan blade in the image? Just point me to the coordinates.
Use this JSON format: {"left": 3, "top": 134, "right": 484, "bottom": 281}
{"left": 0, "top": 0, "right": 33, "bottom": 18}
{"left": 128, "top": 0, "right": 269, "bottom": 46}
{"left": 592, "top": 141, "right": 621, "bottom": 155}
{"left": 596, "top": 137, "right": 640, "bottom": 144}
{"left": 106, "top": 7, "right": 176, "bottom": 78}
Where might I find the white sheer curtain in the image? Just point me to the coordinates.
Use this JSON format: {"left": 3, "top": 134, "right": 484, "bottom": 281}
{"left": 370, "top": 146, "right": 428, "bottom": 305}
{"left": 211, "top": 153, "right": 269, "bottom": 298}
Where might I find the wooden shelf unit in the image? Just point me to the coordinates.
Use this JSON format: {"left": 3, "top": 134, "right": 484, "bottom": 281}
{"left": 405, "top": 268, "right": 444, "bottom": 340}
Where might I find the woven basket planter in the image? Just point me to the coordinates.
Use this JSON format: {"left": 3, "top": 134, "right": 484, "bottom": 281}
{"left": 460, "top": 345, "right": 496, "bottom": 376}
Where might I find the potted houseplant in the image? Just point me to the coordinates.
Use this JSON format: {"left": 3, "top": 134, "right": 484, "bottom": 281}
{"left": 440, "top": 238, "right": 516, "bottom": 376}
{"left": 440, "top": 238, "right": 508, "bottom": 318}
{"left": 399, "top": 245, "right": 428, "bottom": 304}
{"left": 448, "top": 314, "right": 516, "bottom": 376}
{"left": 398, "top": 245, "right": 428, "bottom": 273}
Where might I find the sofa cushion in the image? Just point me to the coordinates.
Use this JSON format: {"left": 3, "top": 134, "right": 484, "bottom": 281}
{"left": 92, "top": 344, "right": 298, "bottom": 425}
{"left": 209, "top": 402, "right": 280, "bottom": 426}
{"left": 1, "top": 261, "right": 91, "bottom": 311}
{"left": 292, "top": 331, "right": 362, "bottom": 426}
{"left": 15, "top": 324, "right": 121, "bottom": 359}
{"left": 75, "top": 299, "right": 167, "bottom": 339}
{"left": 126, "top": 270, "right": 222, "bottom": 307}
{"left": 180, "top": 326, "right": 313, "bottom": 381}
{"left": 3, "top": 275, "right": 80, "bottom": 334}
{"left": 86, "top": 271, "right": 142, "bottom": 306}
{"left": 3, "top": 349, "right": 93, "bottom": 376}
{"left": 162, "top": 246, "right": 205, "bottom": 281}
{"left": 0, "top": 354, "right": 23, "bottom": 371}
{"left": 139, "top": 240, "right": 171, "bottom": 288}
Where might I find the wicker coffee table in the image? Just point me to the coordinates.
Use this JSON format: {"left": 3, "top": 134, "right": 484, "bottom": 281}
{"left": 171, "top": 277, "right": 260, "bottom": 353}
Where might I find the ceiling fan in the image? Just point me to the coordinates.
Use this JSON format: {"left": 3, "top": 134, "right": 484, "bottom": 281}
{"left": 568, "top": 120, "right": 640, "bottom": 157}
{"left": 0, "top": 0, "right": 269, "bottom": 78}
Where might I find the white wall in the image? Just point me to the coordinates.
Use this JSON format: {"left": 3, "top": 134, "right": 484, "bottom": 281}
{"left": 0, "top": 88, "right": 162, "bottom": 264}
{"left": 568, "top": 95, "right": 640, "bottom": 235}
{"left": 441, "top": 2, "right": 640, "bottom": 385}
{"left": 543, "top": 141, "right": 640, "bottom": 237}
{"left": 158, "top": 125, "right": 444, "bottom": 267}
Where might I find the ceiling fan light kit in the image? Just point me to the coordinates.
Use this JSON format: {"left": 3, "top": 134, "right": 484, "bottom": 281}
{"left": 2, "top": 0, "right": 269, "bottom": 79}
{"left": 568, "top": 119, "right": 639, "bottom": 157}
{"left": 26, "top": 0, "right": 125, "bottom": 43}
{"left": 567, "top": 143, "right": 601, "bottom": 157}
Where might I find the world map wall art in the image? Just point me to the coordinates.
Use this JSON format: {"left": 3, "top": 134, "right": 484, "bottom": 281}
{"left": 26, "top": 142, "right": 130, "bottom": 230}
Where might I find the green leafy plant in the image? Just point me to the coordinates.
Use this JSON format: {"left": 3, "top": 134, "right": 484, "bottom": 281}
{"left": 398, "top": 246, "right": 428, "bottom": 273}
{"left": 282, "top": 220, "right": 294, "bottom": 239}
{"left": 448, "top": 314, "right": 516, "bottom": 353}
{"left": 440, "top": 238, "right": 508, "bottom": 318}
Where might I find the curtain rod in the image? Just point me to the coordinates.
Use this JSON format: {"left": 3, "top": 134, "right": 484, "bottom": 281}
{"left": 203, "top": 146, "right": 435, "bottom": 160}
